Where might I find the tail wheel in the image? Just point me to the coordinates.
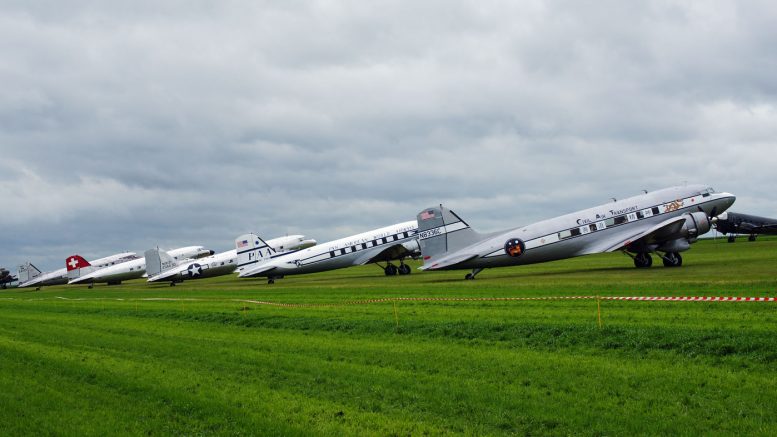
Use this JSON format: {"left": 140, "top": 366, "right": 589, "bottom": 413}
{"left": 634, "top": 253, "right": 652, "bottom": 268}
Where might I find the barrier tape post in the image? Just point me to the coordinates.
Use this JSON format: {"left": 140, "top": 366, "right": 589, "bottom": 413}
{"left": 596, "top": 295, "right": 602, "bottom": 329}
{"left": 393, "top": 301, "right": 399, "bottom": 330}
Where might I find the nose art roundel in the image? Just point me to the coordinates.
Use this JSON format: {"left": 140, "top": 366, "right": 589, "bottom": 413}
{"left": 187, "top": 263, "right": 202, "bottom": 277}
{"left": 504, "top": 239, "right": 525, "bottom": 257}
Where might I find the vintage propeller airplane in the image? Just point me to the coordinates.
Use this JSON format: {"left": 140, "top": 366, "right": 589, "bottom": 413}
{"left": 416, "top": 185, "right": 735, "bottom": 279}
{"left": 237, "top": 221, "right": 419, "bottom": 284}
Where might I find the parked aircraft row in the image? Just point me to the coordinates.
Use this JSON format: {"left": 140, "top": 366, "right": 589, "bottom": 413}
{"left": 4, "top": 184, "right": 750, "bottom": 288}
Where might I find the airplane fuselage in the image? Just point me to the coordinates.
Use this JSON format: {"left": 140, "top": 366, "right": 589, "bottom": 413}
{"left": 240, "top": 221, "right": 418, "bottom": 277}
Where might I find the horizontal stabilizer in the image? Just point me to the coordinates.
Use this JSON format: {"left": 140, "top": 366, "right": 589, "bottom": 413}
{"left": 418, "top": 253, "right": 479, "bottom": 271}
{"left": 238, "top": 263, "right": 277, "bottom": 278}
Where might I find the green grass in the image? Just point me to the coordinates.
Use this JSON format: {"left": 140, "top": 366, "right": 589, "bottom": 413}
{"left": 2, "top": 237, "right": 777, "bottom": 435}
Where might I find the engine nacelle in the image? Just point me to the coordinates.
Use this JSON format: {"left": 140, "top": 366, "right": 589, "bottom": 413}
{"left": 681, "top": 211, "right": 711, "bottom": 243}
{"left": 402, "top": 238, "right": 421, "bottom": 255}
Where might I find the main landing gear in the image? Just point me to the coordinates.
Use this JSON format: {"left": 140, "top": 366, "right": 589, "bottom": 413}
{"left": 627, "top": 251, "right": 682, "bottom": 268}
{"left": 661, "top": 252, "right": 682, "bottom": 267}
{"left": 382, "top": 261, "right": 411, "bottom": 276}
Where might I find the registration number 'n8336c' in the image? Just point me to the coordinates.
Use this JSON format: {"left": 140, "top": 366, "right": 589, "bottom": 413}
{"left": 419, "top": 228, "right": 442, "bottom": 240}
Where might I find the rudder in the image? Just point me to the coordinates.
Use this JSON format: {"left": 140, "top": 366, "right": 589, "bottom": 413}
{"left": 235, "top": 233, "right": 276, "bottom": 273}
{"left": 18, "top": 262, "right": 42, "bottom": 283}
{"left": 144, "top": 248, "right": 178, "bottom": 278}
{"left": 66, "top": 255, "right": 94, "bottom": 280}
{"left": 416, "top": 206, "right": 481, "bottom": 266}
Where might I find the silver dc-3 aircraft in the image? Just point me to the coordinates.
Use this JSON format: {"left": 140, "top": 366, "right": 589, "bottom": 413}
{"left": 17, "top": 252, "right": 138, "bottom": 290}
{"left": 416, "top": 185, "right": 735, "bottom": 279}
{"left": 237, "top": 221, "right": 419, "bottom": 283}
{"left": 145, "top": 235, "right": 317, "bottom": 285}
{"left": 68, "top": 246, "right": 211, "bottom": 288}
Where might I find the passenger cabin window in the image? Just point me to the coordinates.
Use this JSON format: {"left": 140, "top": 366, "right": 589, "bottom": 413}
{"left": 558, "top": 230, "right": 572, "bottom": 239}
{"left": 613, "top": 216, "right": 628, "bottom": 225}
{"left": 329, "top": 251, "right": 335, "bottom": 258}
{"left": 340, "top": 249, "right": 346, "bottom": 255}
{"left": 652, "top": 207, "right": 660, "bottom": 215}
{"left": 605, "top": 218, "right": 615, "bottom": 227}
{"left": 570, "top": 228, "right": 581, "bottom": 237}
{"left": 361, "top": 243, "right": 367, "bottom": 249}
{"left": 381, "top": 238, "right": 387, "bottom": 244}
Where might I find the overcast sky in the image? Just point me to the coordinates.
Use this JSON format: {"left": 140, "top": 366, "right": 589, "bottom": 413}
{"left": 2, "top": 0, "right": 776, "bottom": 271}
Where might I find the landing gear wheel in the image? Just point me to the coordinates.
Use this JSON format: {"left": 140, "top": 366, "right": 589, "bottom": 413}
{"left": 634, "top": 253, "right": 653, "bottom": 268}
{"left": 398, "top": 264, "right": 411, "bottom": 275}
{"left": 465, "top": 268, "right": 484, "bottom": 280}
{"left": 384, "top": 264, "right": 398, "bottom": 276}
{"left": 728, "top": 235, "right": 736, "bottom": 243}
{"left": 662, "top": 252, "right": 682, "bottom": 267}
{"left": 169, "top": 282, "right": 176, "bottom": 287}
{"left": 88, "top": 284, "right": 94, "bottom": 289}
{"left": 268, "top": 278, "right": 275, "bottom": 285}
{"left": 749, "top": 234, "right": 757, "bottom": 242}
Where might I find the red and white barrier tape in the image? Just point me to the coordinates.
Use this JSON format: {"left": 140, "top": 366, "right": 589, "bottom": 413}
{"left": 236, "top": 295, "right": 777, "bottom": 308}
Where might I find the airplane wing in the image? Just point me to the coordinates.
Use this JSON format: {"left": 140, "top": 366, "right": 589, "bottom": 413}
{"left": 738, "top": 222, "right": 777, "bottom": 233}
{"left": 582, "top": 216, "right": 688, "bottom": 254}
{"left": 353, "top": 242, "right": 420, "bottom": 266}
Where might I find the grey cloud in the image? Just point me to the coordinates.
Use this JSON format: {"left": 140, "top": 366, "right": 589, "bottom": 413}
{"left": 2, "top": 1, "right": 777, "bottom": 271}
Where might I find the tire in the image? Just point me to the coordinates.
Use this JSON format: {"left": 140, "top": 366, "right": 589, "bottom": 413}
{"left": 634, "top": 253, "right": 652, "bottom": 268}
{"left": 662, "top": 252, "right": 682, "bottom": 267}
{"left": 398, "top": 264, "right": 411, "bottom": 275}
{"left": 385, "top": 265, "right": 398, "bottom": 276}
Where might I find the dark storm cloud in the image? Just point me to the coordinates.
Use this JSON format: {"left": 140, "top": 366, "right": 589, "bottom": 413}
{"left": 2, "top": 1, "right": 777, "bottom": 271}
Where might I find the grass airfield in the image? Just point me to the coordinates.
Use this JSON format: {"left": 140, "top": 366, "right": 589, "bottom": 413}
{"left": 2, "top": 237, "right": 777, "bottom": 435}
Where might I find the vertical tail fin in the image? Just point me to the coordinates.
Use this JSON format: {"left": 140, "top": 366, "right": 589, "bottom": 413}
{"left": 416, "top": 206, "right": 482, "bottom": 268}
{"left": 18, "top": 262, "right": 42, "bottom": 283}
{"left": 144, "top": 248, "right": 178, "bottom": 278}
{"left": 66, "top": 255, "right": 94, "bottom": 280}
{"left": 235, "top": 233, "right": 276, "bottom": 274}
